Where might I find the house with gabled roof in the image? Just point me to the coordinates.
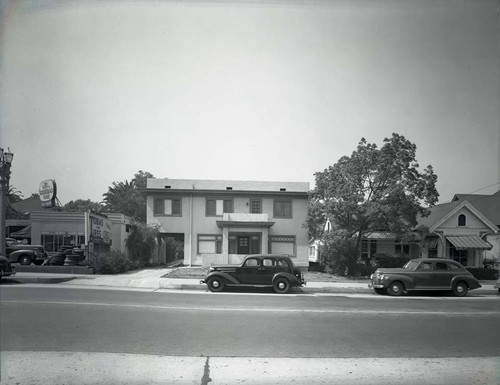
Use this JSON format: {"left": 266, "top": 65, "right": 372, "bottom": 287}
{"left": 413, "top": 190, "right": 499, "bottom": 267}
{"left": 312, "top": 190, "right": 500, "bottom": 268}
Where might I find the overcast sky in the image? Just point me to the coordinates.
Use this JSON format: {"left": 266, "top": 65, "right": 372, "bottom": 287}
{"left": 1, "top": 0, "right": 499, "bottom": 205}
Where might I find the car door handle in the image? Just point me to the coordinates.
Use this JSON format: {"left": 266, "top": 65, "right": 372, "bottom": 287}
{"left": 258, "top": 268, "right": 266, "bottom": 271}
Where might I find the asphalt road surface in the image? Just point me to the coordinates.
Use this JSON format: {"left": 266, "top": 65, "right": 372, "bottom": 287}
{"left": 1, "top": 284, "right": 499, "bottom": 384}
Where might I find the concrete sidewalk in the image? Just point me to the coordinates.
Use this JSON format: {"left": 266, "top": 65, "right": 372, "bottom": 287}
{"left": 3, "top": 268, "right": 498, "bottom": 295}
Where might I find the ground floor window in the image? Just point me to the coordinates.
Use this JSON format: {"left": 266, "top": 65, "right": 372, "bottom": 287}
{"left": 449, "top": 245, "right": 468, "bottom": 266}
{"left": 197, "top": 235, "right": 222, "bottom": 254}
{"left": 395, "top": 242, "right": 410, "bottom": 256}
{"left": 269, "top": 235, "right": 295, "bottom": 256}
{"left": 361, "top": 240, "right": 377, "bottom": 259}
{"left": 41, "top": 234, "right": 85, "bottom": 253}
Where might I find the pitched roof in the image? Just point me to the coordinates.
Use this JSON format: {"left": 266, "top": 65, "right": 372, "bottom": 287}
{"left": 452, "top": 191, "right": 500, "bottom": 226}
{"left": 11, "top": 196, "right": 44, "bottom": 212}
{"left": 415, "top": 190, "right": 500, "bottom": 230}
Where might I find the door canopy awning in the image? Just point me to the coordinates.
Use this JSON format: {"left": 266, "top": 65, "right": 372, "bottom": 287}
{"left": 216, "top": 213, "right": 275, "bottom": 229}
{"left": 446, "top": 235, "right": 492, "bottom": 250}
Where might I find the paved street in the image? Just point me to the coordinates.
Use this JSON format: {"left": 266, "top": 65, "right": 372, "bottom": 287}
{"left": 1, "top": 285, "right": 499, "bottom": 384}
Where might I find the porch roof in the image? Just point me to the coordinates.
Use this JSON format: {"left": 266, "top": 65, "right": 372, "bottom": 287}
{"left": 446, "top": 235, "right": 492, "bottom": 250}
{"left": 216, "top": 213, "right": 275, "bottom": 228}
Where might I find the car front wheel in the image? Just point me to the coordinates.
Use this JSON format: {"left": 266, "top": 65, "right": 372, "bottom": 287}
{"left": 19, "top": 256, "right": 32, "bottom": 266}
{"left": 273, "top": 277, "right": 290, "bottom": 294}
{"left": 453, "top": 281, "right": 468, "bottom": 297}
{"left": 387, "top": 281, "right": 404, "bottom": 296}
{"left": 207, "top": 276, "right": 225, "bottom": 292}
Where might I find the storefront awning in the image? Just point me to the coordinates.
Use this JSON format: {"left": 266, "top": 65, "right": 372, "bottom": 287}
{"left": 9, "top": 225, "right": 32, "bottom": 238}
{"left": 446, "top": 235, "right": 492, "bottom": 250}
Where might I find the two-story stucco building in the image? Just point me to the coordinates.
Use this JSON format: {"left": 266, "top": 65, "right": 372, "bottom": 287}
{"left": 145, "top": 178, "right": 310, "bottom": 269}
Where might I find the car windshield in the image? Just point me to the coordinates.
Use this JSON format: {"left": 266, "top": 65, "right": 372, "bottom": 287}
{"left": 403, "top": 260, "right": 420, "bottom": 271}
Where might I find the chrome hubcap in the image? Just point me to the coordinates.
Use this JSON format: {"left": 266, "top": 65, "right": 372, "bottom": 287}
{"left": 278, "top": 282, "right": 286, "bottom": 290}
{"left": 457, "top": 286, "right": 464, "bottom": 292}
{"left": 212, "top": 281, "right": 220, "bottom": 288}
{"left": 392, "top": 285, "right": 400, "bottom": 292}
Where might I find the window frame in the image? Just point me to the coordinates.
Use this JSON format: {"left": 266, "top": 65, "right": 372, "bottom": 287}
{"left": 206, "top": 198, "right": 233, "bottom": 216}
{"left": 197, "top": 234, "right": 222, "bottom": 255}
{"left": 273, "top": 199, "right": 292, "bottom": 218}
{"left": 153, "top": 197, "right": 182, "bottom": 217}
{"left": 249, "top": 199, "right": 262, "bottom": 214}
{"left": 458, "top": 214, "right": 466, "bottom": 227}
{"left": 395, "top": 242, "right": 410, "bottom": 255}
{"left": 268, "top": 235, "right": 296, "bottom": 256}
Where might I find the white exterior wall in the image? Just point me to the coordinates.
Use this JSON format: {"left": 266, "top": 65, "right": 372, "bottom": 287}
{"left": 439, "top": 207, "right": 491, "bottom": 235}
{"left": 146, "top": 178, "right": 310, "bottom": 269}
{"left": 106, "top": 213, "right": 133, "bottom": 257}
{"left": 429, "top": 205, "right": 498, "bottom": 267}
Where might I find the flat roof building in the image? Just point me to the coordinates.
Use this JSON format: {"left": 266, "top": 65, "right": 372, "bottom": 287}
{"left": 145, "top": 178, "right": 310, "bottom": 269}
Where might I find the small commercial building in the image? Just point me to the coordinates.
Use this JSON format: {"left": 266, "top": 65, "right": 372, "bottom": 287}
{"left": 8, "top": 207, "right": 133, "bottom": 258}
{"left": 145, "top": 178, "right": 310, "bottom": 269}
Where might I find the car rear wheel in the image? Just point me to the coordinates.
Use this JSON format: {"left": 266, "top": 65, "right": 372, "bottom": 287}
{"left": 387, "top": 281, "right": 404, "bottom": 296}
{"left": 207, "top": 276, "right": 225, "bottom": 292}
{"left": 273, "top": 277, "right": 290, "bottom": 294}
{"left": 452, "top": 281, "right": 468, "bottom": 297}
{"left": 19, "top": 255, "right": 32, "bottom": 266}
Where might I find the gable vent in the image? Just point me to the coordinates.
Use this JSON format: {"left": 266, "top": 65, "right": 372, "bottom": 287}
{"left": 226, "top": 187, "right": 233, "bottom": 190}
{"left": 165, "top": 186, "right": 171, "bottom": 189}
{"left": 280, "top": 188, "right": 286, "bottom": 191}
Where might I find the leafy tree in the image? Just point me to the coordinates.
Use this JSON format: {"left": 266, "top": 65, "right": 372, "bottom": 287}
{"left": 308, "top": 133, "right": 439, "bottom": 275}
{"left": 63, "top": 199, "right": 103, "bottom": 213}
{"left": 102, "top": 170, "right": 154, "bottom": 222}
{"left": 125, "top": 222, "right": 159, "bottom": 267}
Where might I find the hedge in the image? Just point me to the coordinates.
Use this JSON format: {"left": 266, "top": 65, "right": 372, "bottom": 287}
{"left": 95, "top": 251, "right": 131, "bottom": 274}
{"left": 465, "top": 267, "right": 499, "bottom": 281}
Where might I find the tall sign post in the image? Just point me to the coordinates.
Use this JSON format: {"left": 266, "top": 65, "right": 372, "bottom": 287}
{"left": 0, "top": 148, "right": 14, "bottom": 256}
{"left": 85, "top": 211, "right": 111, "bottom": 269}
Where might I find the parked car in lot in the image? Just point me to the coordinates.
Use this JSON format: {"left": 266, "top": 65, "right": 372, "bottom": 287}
{"left": 201, "top": 254, "right": 306, "bottom": 294}
{"left": 0, "top": 255, "right": 16, "bottom": 279}
{"left": 369, "top": 258, "right": 481, "bottom": 297}
{"left": 5, "top": 238, "right": 48, "bottom": 265}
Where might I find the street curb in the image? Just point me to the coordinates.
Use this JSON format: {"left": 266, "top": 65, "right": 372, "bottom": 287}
{"left": 5, "top": 277, "right": 78, "bottom": 284}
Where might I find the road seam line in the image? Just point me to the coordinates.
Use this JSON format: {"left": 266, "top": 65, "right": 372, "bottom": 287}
{"left": 3, "top": 300, "right": 499, "bottom": 315}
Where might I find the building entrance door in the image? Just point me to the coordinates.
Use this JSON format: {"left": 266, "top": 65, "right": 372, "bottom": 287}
{"left": 237, "top": 236, "right": 250, "bottom": 254}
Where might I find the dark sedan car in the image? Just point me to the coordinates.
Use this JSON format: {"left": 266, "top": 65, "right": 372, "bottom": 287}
{"left": 201, "top": 254, "right": 305, "bottom": 294}
{"left": 0, "top": 255, "right": 16, "bottom": 279}
{"left": 369, "top": 258, "right": 481, "bottom": 297}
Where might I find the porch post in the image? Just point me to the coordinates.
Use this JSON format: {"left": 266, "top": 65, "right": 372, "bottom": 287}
{"left": 222, "top": 226, "right": 229, "bottom": 263}
{"left": 261, "top": 227, "right": 269, "bottom": 254}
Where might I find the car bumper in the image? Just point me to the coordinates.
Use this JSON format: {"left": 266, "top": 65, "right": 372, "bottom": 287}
{"left": 368, "top": 282, "right": 384, "bottom": 289}
{"left": 1, "top": 267, "right": 15, "bottom": 277}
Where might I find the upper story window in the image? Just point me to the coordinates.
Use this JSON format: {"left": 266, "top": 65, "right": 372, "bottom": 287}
{"left": 273, "top": 199, "right": 292, "bottom": 218}
{"left": 250, "top": 199, "right": 262, "bottom": 214}
{"left": 458, "top": 214, "right": 466, "bottom": 227}
{"left": 154, "top": 198, "right": 182, "bottom": 216}
{"left": 206, "top": 199, "right": 233, "bottom": 216}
